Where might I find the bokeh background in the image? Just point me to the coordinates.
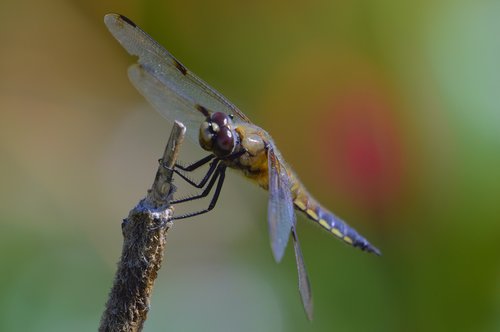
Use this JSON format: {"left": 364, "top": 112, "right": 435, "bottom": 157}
{"left": 1, "top": 0, "right": 499, "bottom": 331}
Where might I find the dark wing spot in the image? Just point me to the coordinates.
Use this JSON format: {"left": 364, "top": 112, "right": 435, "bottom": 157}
{"left": 195, "top": 104, "right": 211, "bottom": 117}
{"left": 119, "top": 15, "right": 137, "bottom": 28}
{"left": 174, "top": 60, "right": 188, "bottom": 75}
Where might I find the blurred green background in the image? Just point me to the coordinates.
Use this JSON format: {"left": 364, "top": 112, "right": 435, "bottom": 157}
{"left": 1, "top": 0, "right": 499, "bottom": 331}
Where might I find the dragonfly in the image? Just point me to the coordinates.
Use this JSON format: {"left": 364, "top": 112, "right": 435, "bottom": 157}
{"left": 105, "top": 13, "right": 380, "bottom": 320}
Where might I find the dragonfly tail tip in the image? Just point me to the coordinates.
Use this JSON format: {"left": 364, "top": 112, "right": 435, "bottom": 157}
{"left": 369, "top": 246, "right": 382, "bottom": 256}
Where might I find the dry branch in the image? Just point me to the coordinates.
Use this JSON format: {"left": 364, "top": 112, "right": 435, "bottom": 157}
{"left": 99, "top": 121, "right": 186, "bottom": 332}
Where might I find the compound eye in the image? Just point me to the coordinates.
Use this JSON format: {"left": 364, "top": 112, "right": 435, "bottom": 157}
{"left": 199, "top": 121, "right": 214, "bottom": 151}
{"left": 215, "top": 127, "right": 235, "bottom": 156}
{"left": 211, "top": 112, "right": 229, "bottom": 128}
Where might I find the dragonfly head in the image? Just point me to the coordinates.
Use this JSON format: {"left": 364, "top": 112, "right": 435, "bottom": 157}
{"left": 199, "top": 112, "right": 237, "bottom": 157}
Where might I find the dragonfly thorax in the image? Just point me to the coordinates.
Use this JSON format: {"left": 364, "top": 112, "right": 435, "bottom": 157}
{"left": 199, "top": 112, "right": 238, "bottom": 158}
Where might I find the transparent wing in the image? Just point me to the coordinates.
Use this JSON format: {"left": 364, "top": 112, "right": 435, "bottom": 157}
{"left": 267, "top": 145, "right": 295, "bottom": 262}
{"left": 128, "top": 64, "right": 203, "bottom": 141}
{"left": 291, "top": 227, "right": 313, "bottom": 320}
{"left": 104, "top": 13, "right": 251, "bottom": 141}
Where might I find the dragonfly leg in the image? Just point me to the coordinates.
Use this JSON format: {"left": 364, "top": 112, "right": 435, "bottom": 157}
{"left": 171, "top": 165, "right": 227, "bottom": 220}
{"left": 174, "top": 154, "right": 215, "bottom": 172}
{"left": 170, "top": 164, "right": 225, "bottom": 204}
{"left": 173, "top": 150, "right": 243, "bottom": 188}
{"left": 175, "top": 159, "right": 220, "bottom": 188}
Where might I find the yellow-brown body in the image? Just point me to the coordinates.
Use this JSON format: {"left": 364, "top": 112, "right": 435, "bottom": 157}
{"left": 226, "top": 125, "right": 377, "bottom": 253}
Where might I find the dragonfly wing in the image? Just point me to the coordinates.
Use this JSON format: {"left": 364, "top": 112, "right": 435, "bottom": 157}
{"left": 128, "top": 64, "right": 204, "bottom": 142}
{"left": 291, "top": 226, "right": 313, "bottom": 320}
{"left": 267, "top": 145, "right": 295, "bottom": 263}
{"left": 104, "top": 13, "right": 251, "bottom": 141}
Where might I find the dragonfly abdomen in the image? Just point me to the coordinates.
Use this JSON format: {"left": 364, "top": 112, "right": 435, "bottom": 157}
{"left": 293, "top": 190, "right": 380, "bottom": 255}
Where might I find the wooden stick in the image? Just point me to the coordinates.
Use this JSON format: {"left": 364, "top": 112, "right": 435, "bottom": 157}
{"left": 99, "top": 121, "right": 186, "bottom": 332}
